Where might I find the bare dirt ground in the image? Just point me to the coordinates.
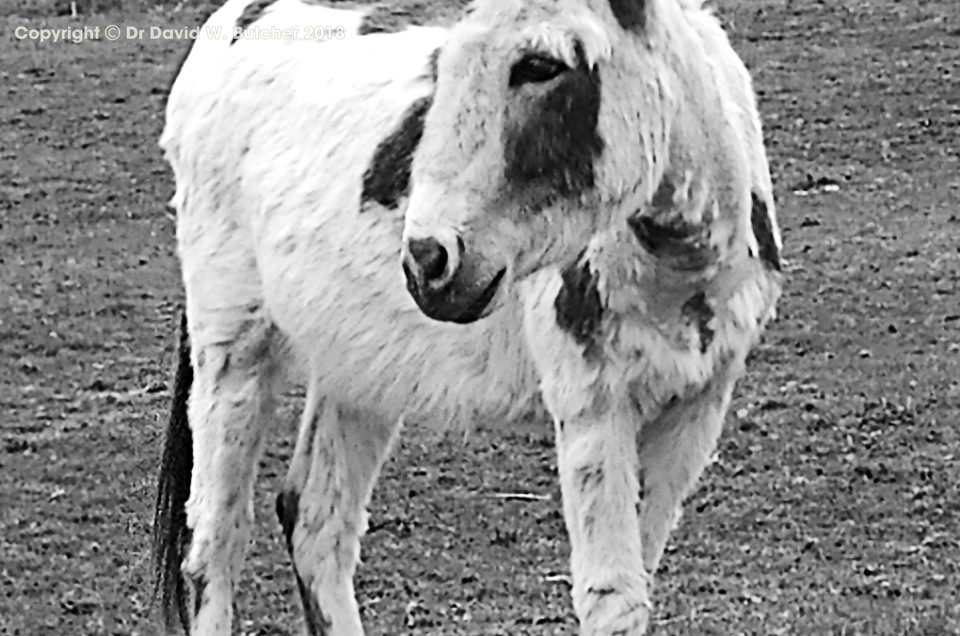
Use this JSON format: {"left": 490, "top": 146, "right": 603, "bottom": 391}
{"left": 1, "top": 0, "right": 958, "bottom": 634}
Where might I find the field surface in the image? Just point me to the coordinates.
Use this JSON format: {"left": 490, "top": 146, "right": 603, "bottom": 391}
{"left": 1, "top": 0, "right": 958, "bottom": 634}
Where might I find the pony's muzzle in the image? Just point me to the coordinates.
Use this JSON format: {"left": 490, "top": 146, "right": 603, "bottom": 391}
{"left": 401, "top": 233, "right": 504, "bottom": 324}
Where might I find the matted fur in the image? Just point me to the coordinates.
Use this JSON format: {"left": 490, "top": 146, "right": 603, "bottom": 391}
{"left": 154, "top": 0, "right": 783, "bottom": 634}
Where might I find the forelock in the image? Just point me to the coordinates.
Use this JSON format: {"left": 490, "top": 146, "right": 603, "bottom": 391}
{"left": 517, "top": 13, "right": 612, "bottom": 68}
{"left": 453, "top": 1, "right": 613, "bottom": 68}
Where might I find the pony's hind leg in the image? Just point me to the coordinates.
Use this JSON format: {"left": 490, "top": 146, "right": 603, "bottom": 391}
{"left": 277, "top": 390, "right": 400, "bottom": 636}
{"left": 180, "top": 313, "right": 279, "bottom": 635}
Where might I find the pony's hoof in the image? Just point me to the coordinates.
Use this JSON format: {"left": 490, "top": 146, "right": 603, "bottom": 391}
{"left": 579, "top": 586, "right": 651, "bottom": 636}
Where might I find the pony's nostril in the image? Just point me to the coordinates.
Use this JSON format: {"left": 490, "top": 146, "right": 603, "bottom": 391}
{"left": 408, "top": 238, "right": 449, "bottom": 284}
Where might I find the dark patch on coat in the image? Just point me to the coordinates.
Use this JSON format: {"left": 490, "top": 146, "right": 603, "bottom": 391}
{"left": 576, "top": 463, "right": 605, "bottom": 493}
{"left": 214, "top": 352, "right": 231, "bottom": 383}
{"left": 275, "top": 489, "right": 299, "bottom": 555}
{"left": 425, "top": 47, "right": 440, "bottom": 82}
{"left": 360, "top": 96, "right": 433, "bottom": 210}
{"left": 627, "top": 177, "right": 721, "bottom": 272}
{"left": 190, "top": 573, "right": 207, "bottom": 619}
{"left": 276, "top": 490, "right": 332, "bottom": 634}
{"left": 608, "top": 0, "right": 646, "bottom": 32}
{"left": 628, "top": 213, "right": 715, "bottom": 270}
{"left": 628, "top": 177, "right": 720, "bottom": 270}
{"left": 231, "top": 0, "right": 278, "bottom": 44}
{"left": 153, "top": 309, "right": 195, "bottom": 635}
{"left": 750, "top": 192, "right": 781, "bottom": 271}
{"left": 635, "top": 467, "right": 646, "bottom": 516}
{"left": 555, "top": 252, "right": 603, "bottom": 347}
{"left": 650, "top": 177, "right": 675, "bottom": 211}
{"left": 681, "top": 291, "right": 715, "bottom": 353}
{"left": 503, "top": 43, "right": 604, "bottom": 201}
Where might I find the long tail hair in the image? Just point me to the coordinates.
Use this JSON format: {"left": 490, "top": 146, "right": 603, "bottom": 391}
{"left": 153, "top": 308, "right": 195, "bottom": 633}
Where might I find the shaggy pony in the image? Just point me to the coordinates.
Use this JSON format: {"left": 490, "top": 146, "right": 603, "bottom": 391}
{"left": 154, "top": 0, "right": 783, "bottom": 634}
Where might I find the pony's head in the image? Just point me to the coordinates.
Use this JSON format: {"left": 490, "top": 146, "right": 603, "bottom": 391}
{"left": 402, "top": 0, "right": 758, "bottom": 323}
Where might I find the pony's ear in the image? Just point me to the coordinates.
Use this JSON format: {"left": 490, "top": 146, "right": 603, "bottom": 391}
{"left": 608, "top": 0, "right": 647, "bottom": 31}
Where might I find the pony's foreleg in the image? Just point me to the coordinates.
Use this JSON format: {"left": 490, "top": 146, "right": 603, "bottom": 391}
{"left": 522, "top": 276, "right": 651, "bottom": 635}
{"left": 181, "top": 321, "right": 277, "bottom": 635}
{"left": 637, "top": 358, "right": 744, "bottom": 576}
{"left": 277, "top": 393, "right": 400, "bottom": 636}
{"left": 553, "top": 402, "right": 651, "bottom": 636}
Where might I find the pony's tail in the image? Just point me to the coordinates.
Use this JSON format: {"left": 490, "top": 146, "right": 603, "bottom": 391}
{"left": 153, "top": 308, "right": 195, "bottom": 633}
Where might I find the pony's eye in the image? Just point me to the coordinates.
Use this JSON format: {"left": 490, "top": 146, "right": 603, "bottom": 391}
{"left": 509, "top": 54, "right": 569, "bottom": 87}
